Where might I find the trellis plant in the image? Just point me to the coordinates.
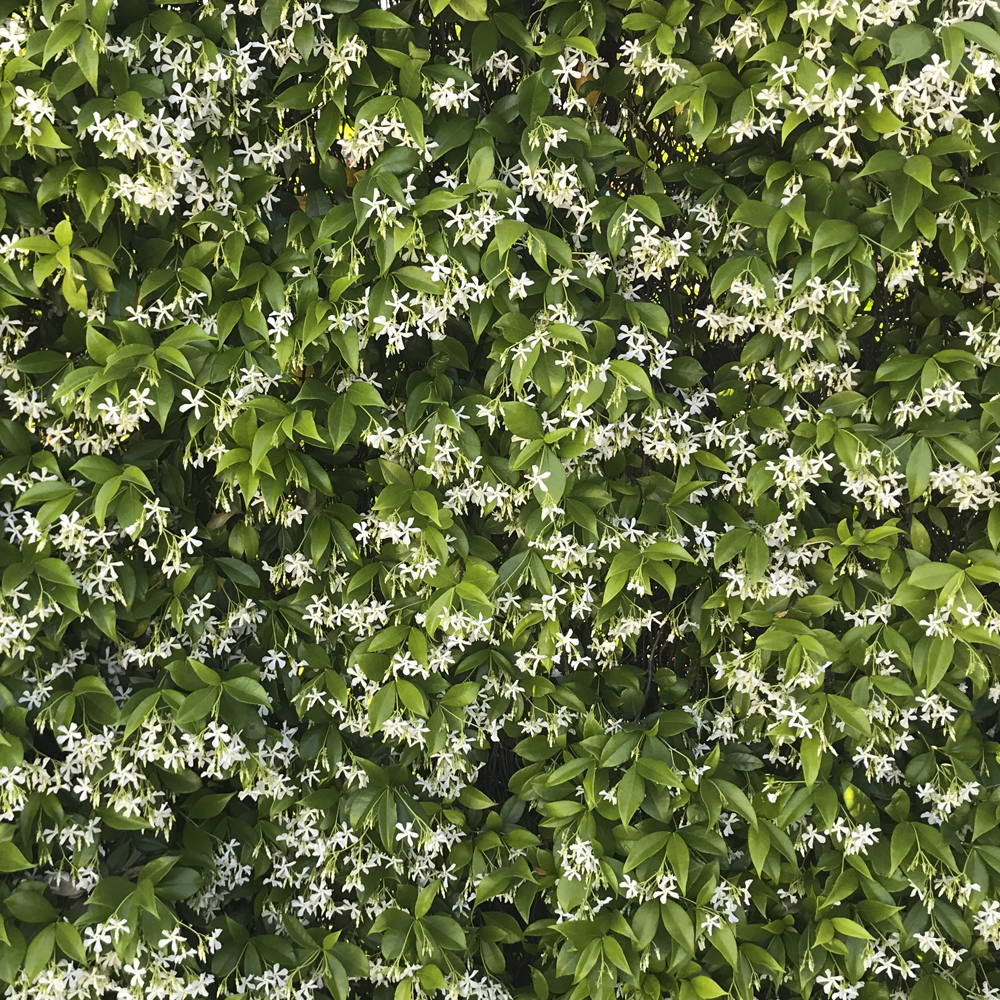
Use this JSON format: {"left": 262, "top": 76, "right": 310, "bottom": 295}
{"left": 1, "top": 0, "right": 1000, "bottom": 999}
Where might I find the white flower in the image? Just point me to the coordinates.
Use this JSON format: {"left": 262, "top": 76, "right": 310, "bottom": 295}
{"left": 509, "top": 273, "right": 534, "bottom": 299}
{"left": 179, "top": 388, "right": 207, "bottom": 419}
{"left": 395, "top": 821, "right": 419, "bottom": 847}
{"left": 955, "top": 603, "right": 981, "bottom": 627}
{"left": 526, "top": 465, "right": 551, "bottom": 491}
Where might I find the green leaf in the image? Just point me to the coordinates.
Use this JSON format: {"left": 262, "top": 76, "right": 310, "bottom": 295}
{"left": 187, "top": 792, "right": 236, "bottom": 818}
{"left": 937, "top": 433, "right": 979, "bottom": 471}
{"left": 826, "top": 693, "right": 871, "bottom": 737}
{"left": 617, "top": 765, "right": 646, "bottom": 826}
{"left": 624, "top": 831, "right": 671, "bottom": 872}
{"left": 214, "top": 557, "right": 260, "bottom": 588}
{"left": 368, "top": 683, "right": 397, "bottom": 732}
{"left": 712, "top": 778, "right": 757, "bottom": 829}
{"left": 15, "top": 480, "right": 75, "bottom": 508}
{"left": 468, "top": 145, "right": 494, "bottom": 186}
{"left": 602, "top": 936, "right": 632, "bottom": 975}
{"left": 610, "top": 360, "right": 655, "bottom": 399}
{"left": 43, "top": 20, "right": 82, "bottom": 64}
{"left": 709, "top": 923, "right": 738, "bottom": 969}
{"left": 890, "top": 823, "right": 915, "bottom": 874}
{"left": 744, "top": 534, "right": 768, "bottom": 582}
{"left": 875, "top": 353, "right": 925, "bottom": 381}
{"left": 766, "top": 210, "right": 790, "bottom": 263}
{"left": 175, "top": 687, "right": 220, "bottom": 727}
{"left": 906, "top": 438, "right": 933, "bottom": 500}
{"left": 24, "top": 924, "right": 55, "bottom": 983}
{"left": 748, "top": 823, "right": 769, "bottom": 874}
{"left": 93, "top": 475, "right": 122, "bottom": 527}
{"left": 448, "top": 0, "right": 488, "bottom": 18}
{"left": 731, "top": 200, "right": 775, "bottom": 229}
{"left": 888, "top": 23, "right": 935, "bottom": 65}
{"left": 661, "top": 900, "right": 695, "bottom": 954}
{"left": 908, "top": 562, "right": 962, "bottom": 589}
{"left": 920, "top": 636, "right": 954, "bottom": 692}
{"left": 224, "top": 675, "right": 271, "bottom": 707}
{"left": 903, "top": 154, "right": 935, "bottom": 191}
{"left": 4, "top": 886, "right": 57, "bottom": 923}
{"left": 831, "top": 917, "right": 873, "bottom": 940}
{"left": 325, "top": 955, "right": 349, "bottom": 1000}
{"left": 502, "top": 401, "right": 543, "bottom": 439}
{"left": 356, "top": 8, "right": 412, "bottom": 28}
{"left": 713, "top": 527, "right": 752, "bottom": 568}
{"left": 800, "top": 735, "right": 822, "bottom": 787}
{"left": 891, "top": 174, "right": 923, "bottom": 229}
{"left": 55, "top": 923, "right": 87, "bottom": 964}
{"left": 958, "top": 20, "right": 1000, "bottom": 59}
{"left": 857, "top": 150, "right": 906, "bottom": 177}
{"left": 394, "top": 265, "right": 444, "bottom": 296}
{"left": 812, "top": 220, "right": 858, "bottom": 254}
{"left": 88, "top": 599, "right": 117, "bottom": 641}
{"left": 72, "top": 455, "right": 121, "bottom": 483}
{"left": 692, "top": 976, "right": 726, "bottom": 998}
{"left": 458, "top": 786, "right": 495, "bottom": 809}
{"left": 632, "top": 900, "right": 659, "bottom": 948}
{"left": 636, "top": 757, "right": 683, "bottom": 786}
{"left": 517, "top": 72, "right": 550, "bottom": 124}
{"left": 0, "top": 923, "right": 25, "bottom": 982}
{"left": 666, "top": 832, "right": 690, "bottom": 894}
{"left": 328, "top": 395, "right": 357, "bottom": 451}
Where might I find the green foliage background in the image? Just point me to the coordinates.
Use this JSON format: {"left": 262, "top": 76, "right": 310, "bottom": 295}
{"left": 1, "top": 0, "right": 1000, "bottom": 999}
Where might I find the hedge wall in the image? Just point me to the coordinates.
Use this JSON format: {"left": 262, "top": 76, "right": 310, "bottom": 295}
{"left": 1, "top": 0, "right": 1000, "bottom": 999}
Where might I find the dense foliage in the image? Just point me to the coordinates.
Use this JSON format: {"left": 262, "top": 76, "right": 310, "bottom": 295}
{"left": 2, "top": 0, "right": 1000, "bottom": 998}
